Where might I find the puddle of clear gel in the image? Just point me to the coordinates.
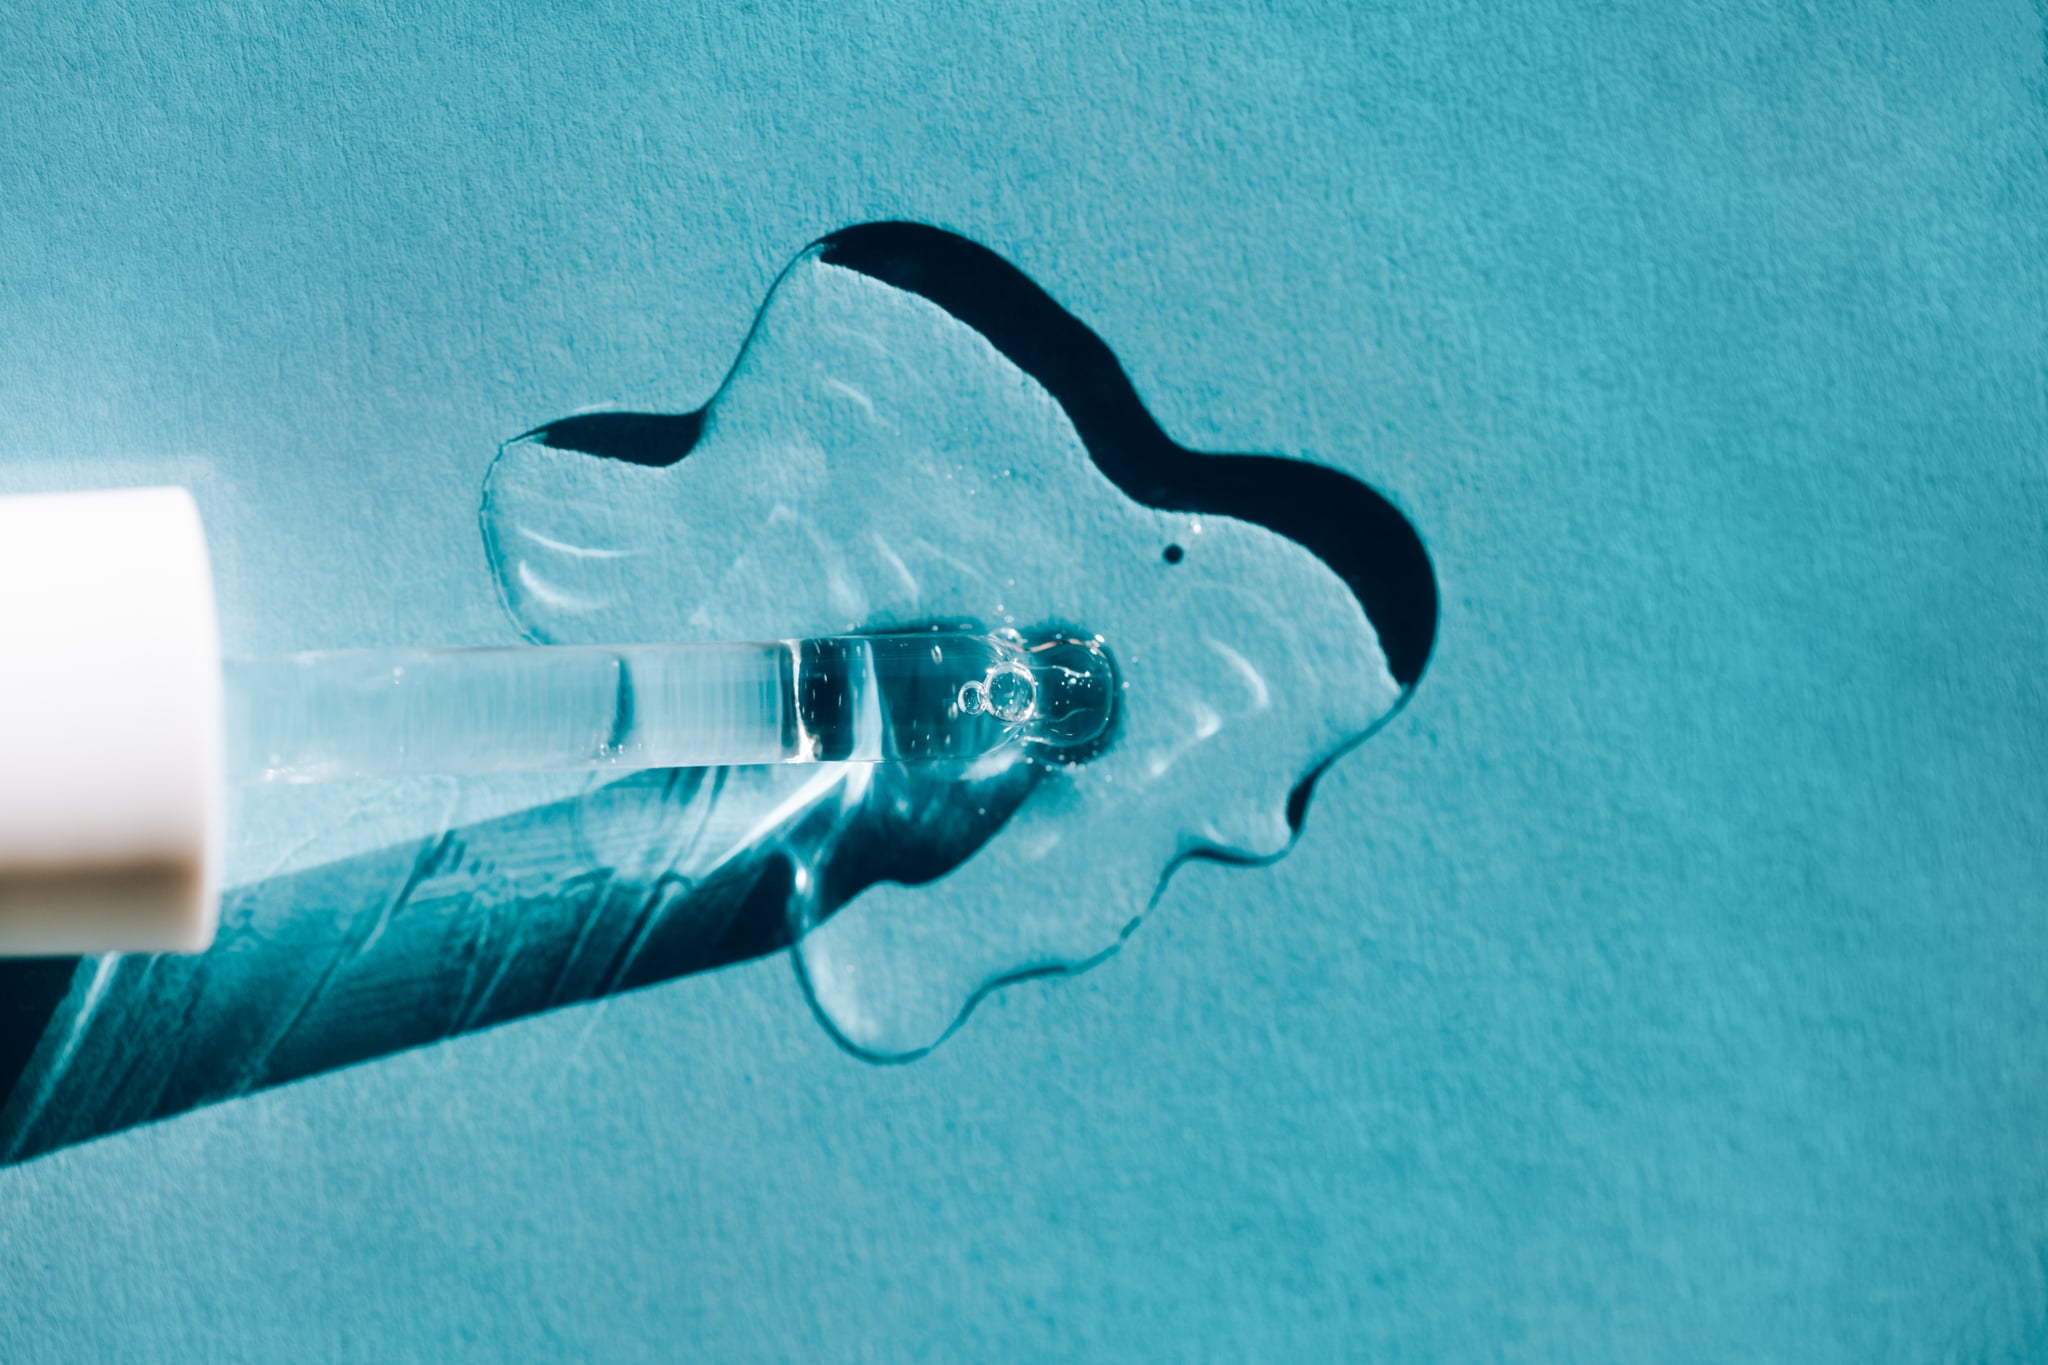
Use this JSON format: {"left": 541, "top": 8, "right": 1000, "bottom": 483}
{"left": 482, "top": 248, "right": 1405, "bottom": 1060}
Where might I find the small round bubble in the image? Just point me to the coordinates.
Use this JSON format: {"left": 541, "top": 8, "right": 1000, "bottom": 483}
{"left": 983, "top": 665, "right": 1037, "bottom": 724}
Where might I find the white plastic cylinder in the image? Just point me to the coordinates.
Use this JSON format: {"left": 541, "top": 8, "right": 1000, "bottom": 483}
{"left": 0, "top": 486, "right": 222, "bottom": 954}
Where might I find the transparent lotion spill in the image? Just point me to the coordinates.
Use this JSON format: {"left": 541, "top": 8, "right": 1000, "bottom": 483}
{"left": 483, "top": 245, "right": 1409, "bottom": 1060}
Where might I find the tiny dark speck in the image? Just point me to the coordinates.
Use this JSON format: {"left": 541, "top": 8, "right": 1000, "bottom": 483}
{"left": 1162, "top": 543, "right": 1185, "bottom": 564}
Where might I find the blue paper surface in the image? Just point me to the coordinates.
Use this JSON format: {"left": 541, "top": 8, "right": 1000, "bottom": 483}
{"left": 2, "top": 2, "right": 2045, "bottom": 1359}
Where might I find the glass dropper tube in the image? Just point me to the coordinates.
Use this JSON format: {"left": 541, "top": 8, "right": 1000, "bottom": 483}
{"left": 224, "top": 631, "right": 1116, "bottom": 784}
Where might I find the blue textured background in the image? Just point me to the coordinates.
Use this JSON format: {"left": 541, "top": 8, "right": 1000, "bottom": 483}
{"left": 3, "top": 3, "right": 2046, "bottom": 1359}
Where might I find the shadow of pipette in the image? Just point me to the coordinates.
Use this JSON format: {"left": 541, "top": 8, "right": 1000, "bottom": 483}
{"left": 0, "top": 753, "right": 1033, "bottom": 1164}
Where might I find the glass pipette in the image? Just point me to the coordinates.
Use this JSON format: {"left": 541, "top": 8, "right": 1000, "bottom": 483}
{"left": 224, "top": 631, "right": 1117, "bottom": 784}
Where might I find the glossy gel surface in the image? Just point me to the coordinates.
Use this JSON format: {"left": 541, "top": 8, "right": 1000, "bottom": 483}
{"left": 483, "top": 245, "right": 1412, "bottom": 1058}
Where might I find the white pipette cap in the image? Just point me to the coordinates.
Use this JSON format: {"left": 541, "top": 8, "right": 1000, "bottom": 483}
{"left": 0, "top": 486, "right": 223, "bottom": 955}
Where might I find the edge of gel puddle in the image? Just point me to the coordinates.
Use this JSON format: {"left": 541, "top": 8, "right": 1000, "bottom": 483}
{"left": 482, "top": 231, "right": 1424, "bottom": 1060}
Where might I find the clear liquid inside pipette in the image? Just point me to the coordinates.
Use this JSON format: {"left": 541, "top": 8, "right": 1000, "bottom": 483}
{"left": 225, "top": 631, "right": 1116, "bottom": 784}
